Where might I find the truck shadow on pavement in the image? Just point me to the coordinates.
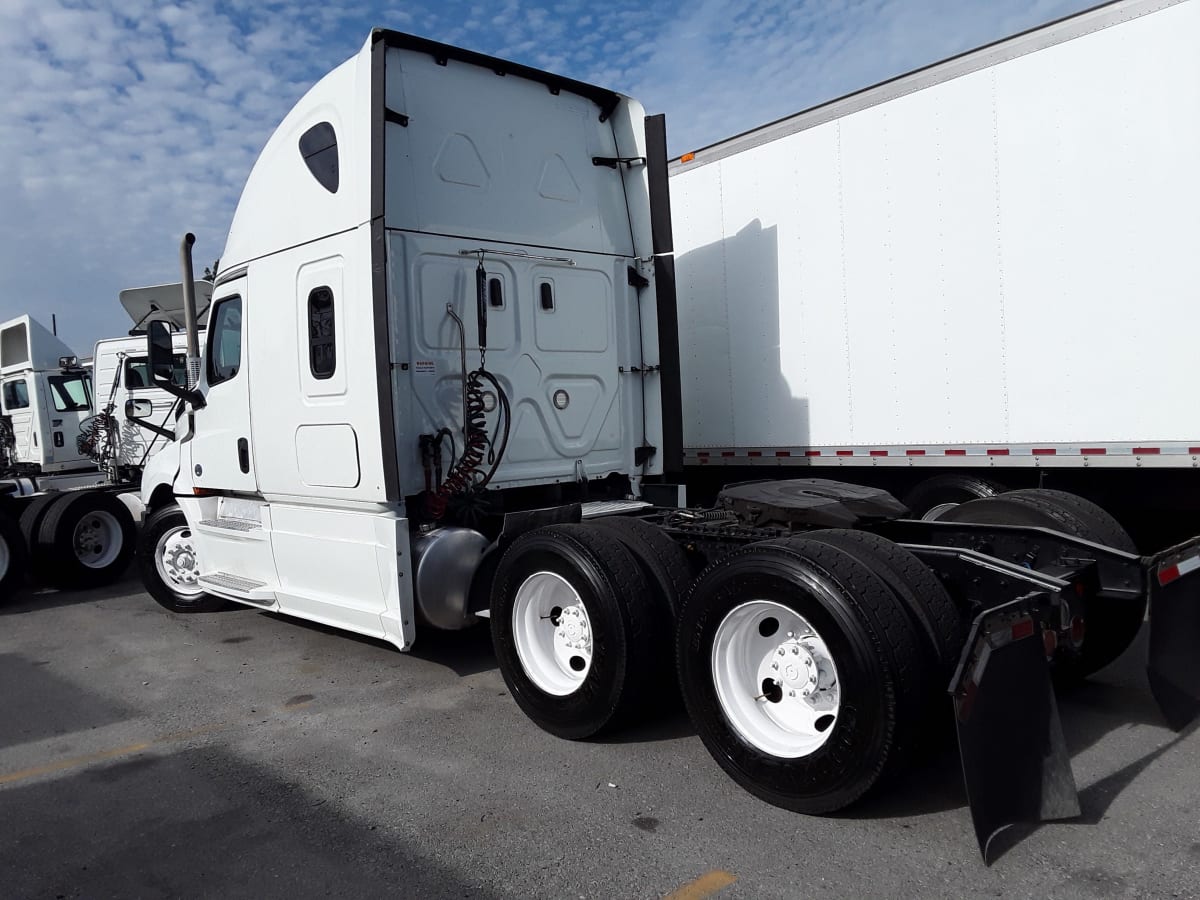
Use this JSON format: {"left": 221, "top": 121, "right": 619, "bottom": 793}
{"left": 0, "top": 743, "right": 499, "bottom": 899}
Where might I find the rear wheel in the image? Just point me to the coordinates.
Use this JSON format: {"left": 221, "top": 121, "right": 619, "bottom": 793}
{"left": 942, "top": 488, "right": 1141, "bottom": 678}
{"left": 138, "top": 504, "right": 225, "bottom": 612}
{"left": 902, "top": 474, "right": 1005, "bottom": 521}
{"left": 0, "top": 509, "right": 27, "bottom": 601}
{"left": 676, "top": 537, "right": 929, "bottom": 813}
{"left": 38, "top": 491, "right": 136, "bottom": 588}
{"left": 18, "top": 492, "right": 62, "bottom": 581}
{"left": 490, "top": 523, "right": 657, "bottom": 739}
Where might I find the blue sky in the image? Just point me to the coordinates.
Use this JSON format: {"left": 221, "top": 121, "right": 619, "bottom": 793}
{"left": 0, "top": 0, "right": 1098, "bottom": 355}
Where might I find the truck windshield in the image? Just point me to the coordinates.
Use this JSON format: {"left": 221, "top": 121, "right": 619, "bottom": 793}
{"left": 47, "top": 373, "right": 92, "bottom": 412}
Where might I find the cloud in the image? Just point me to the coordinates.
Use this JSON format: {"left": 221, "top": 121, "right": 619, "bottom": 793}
{"left": 0, "top": 0, "right": 1095, "bottom": 355}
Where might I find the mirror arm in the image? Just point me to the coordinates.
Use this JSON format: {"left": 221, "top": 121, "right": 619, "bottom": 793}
{"left": 128, "top": 418, "right": 175, "bottom": 441}
{"left": 153, "top": 378, "right": 206, "bottom": 409}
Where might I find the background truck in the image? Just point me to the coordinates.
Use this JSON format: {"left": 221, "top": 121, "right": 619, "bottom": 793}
{"left": 0, "top": 283, "right": 211, "bottom": 597}
{"left": 132, "top": 23, "right": 1200, "bottom": 861}
{"left": 669, "top": 0, "right": 1200, "bottom": 549}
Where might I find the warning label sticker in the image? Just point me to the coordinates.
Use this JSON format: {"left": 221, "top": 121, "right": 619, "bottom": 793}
{"left": 414, "top": 360, "right": 436, "bottom": 375}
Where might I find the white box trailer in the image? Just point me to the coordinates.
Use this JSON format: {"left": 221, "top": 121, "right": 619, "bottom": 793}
{"left": 124, "top": 24, "right": 1200, "bottom": 861}
{"left": 669, "top": 0, "right": 1200, "bottom": 533}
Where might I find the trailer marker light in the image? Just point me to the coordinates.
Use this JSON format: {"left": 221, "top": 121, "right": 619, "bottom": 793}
{"left": 1133, "top": 447, "right": 1160, "bottom": 455}
{"left": 1032, "top": 448, "right": 1055, "bottom": 456}
{"left": 836, "top": 450, "right": 853, "bottom": 457}
{"left": 906, "top": 449, "right": 925, "bottom": 456}
{"left": 681, "top": 152, "right": 695, "bottom": 163}
{"left": 775, "top": 450, "right": 791, "bottom": 457}
{"left": 987, "top": 448, "right": 1010, "bottom": 456}
{"left": 721, "top": 451, "right": 735, "bottom": 458}
{"left": 1158, "top": 554, "right": 1200, "bottom": 586}
{"left": 1081, "top": 448, "right": 1106, "bottom": 455}
{"left": 945, "top": 449, "right": 966, "bottom": 456}
{"left": 747, "top": 450, "right": 762, "bottom": 457}
{"left": 805, "top": 450, "right": 821, "bottom": 457}
{"left": 869, "top": 450, "right": 888, "bottom": 457}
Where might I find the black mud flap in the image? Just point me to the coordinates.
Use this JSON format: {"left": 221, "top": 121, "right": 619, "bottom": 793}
{"left": 1147, "top": 538, "right": 1200, "bottom": 731}
{"left": 951, "top": 598, "right": 1080, "bottom": 862}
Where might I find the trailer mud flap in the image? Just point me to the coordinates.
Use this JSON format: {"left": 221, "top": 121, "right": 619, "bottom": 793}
{"left": 1148, "top": 539, "right": 1200, "bottom": 731}
{"left": 951, "top": 598, "right": 1079, "bottom": 862}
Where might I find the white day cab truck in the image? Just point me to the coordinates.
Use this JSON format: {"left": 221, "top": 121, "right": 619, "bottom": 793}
{"left": 131, "top": 18, "right": 1200, "bottom": 862}
{"left": 671, "top": 0, "right": 1200, "bottom": 552}
{"left": 0, "top": 283, "right": 210, "bottom": 596}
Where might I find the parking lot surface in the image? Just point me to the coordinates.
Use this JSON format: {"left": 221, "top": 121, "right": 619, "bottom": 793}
{"left": 1, "top": 575, "right": 1198, "bottom": 899}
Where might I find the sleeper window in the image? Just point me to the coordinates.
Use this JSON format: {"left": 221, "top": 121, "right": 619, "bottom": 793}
{"left": 299, "top": 122, "right": 339, "bottom": 193}
{"left": 308, "top": 287, "right": 336, "bottom": 379}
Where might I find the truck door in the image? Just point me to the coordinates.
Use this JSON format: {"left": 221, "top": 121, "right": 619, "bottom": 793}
{"left": 1, "top": 375, "right": 37, "bottom": 465}
{"left": 190, "top": 279, "right": 256, "bottom": 492}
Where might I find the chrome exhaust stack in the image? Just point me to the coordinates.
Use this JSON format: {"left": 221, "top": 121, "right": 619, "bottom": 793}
{"left": 179, "top": 233, "right": 202, "bottom": 390}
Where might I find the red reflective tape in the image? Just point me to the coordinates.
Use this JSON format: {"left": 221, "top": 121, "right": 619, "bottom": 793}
{"left": 869, "top": 450, "right": 888, "bottom": 457}
{"left": 1081, "top": 448, "right": 1106, "bottom": 455}
{"left": 906, "top": 449, "right": 925, "bottom": 456}
{"left": 1158, "top": 564, "right": 1180, "bottom": 587}
{"left": 805, "top": 450, "right": 821, "bottom": 457}
{"left": 775, "top": 450, "right": 791, "bottom": 457}
{"left": 1032, "top": 448, "right": 1056, "bottom": 456}
{"left": 1011, "top": 618, "right": 1035, "bottom": 641}
{"left": 945, "top": 449, "right": 966, "bottom": 456}
{"left": 748, "top": 451, "right": 762, "bottom": 458}
{"left": 721, "top": 451, "right": 735, "bottom": 458}
{"left": 1133, "top": 447, "right": 1160, "bottom": 455}
{"left": 1190, "top": 448, "right": 1200, "bottom": 455}
{"left": 697, "top": 451, "right": 710, "bottom": 458}
{"left": 836, "top": 450, "right": 854, "bottom": 457}
{"left": 987, "top": 448, "right": 1010, "bottom": 456}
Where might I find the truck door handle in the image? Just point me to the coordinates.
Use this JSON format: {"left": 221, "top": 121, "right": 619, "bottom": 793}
{"left": 237, "top": 437, "right": 250, "bottom": 474}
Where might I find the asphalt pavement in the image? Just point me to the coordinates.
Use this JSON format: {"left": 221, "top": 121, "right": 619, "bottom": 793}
{"left": 1, "top": 574, "right": 1197, "bottom": 898}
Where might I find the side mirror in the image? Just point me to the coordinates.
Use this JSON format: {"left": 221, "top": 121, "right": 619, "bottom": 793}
{"left": 146, "top": 320, "right": 205, "bottom": 408}
{"left": 125, "top": 398, "right": 154, "bottom": 420}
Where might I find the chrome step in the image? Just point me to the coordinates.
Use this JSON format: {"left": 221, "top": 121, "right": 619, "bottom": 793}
{"left": 199, "top": 517, "right": 262, "bottom": 532}
{"left": 198, "top": 571, "right": 276, "bottom": 604}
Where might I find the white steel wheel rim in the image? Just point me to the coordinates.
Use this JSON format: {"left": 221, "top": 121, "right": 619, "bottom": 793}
{"left": 512, "top": 571, "right": 594, "bottom": 696}
{"left": 72, "top": 510, "right": 123, "bottom": 569}
{"left": 712, "top": 600, "right": 841, "bottom": 758}
{"left": 155, "top": 525, "right": 204, "bottom": 596}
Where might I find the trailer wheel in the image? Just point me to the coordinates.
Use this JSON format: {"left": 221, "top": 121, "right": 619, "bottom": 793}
{"left": 677, "top": 537, "right": 927, "bottom": 813}
{"left": 18, "top": 492, "right": 63, "bottom": 580}
{"left": 38, "top": 491, "right": 136, "bottom": 588}
{"left": 0, "top": 510, "right": 28, "bottom": 601}
{"left": 902, "top": 474, "right": 1005, "bottom": 521}
{"left": 490, "top": 523, "right": 657, "bottom": 739}
{"left": 942, "top": 488, "right": 1141, "bottom": 678}
{"left": 803, "top": 529, "right": 965, "bottom": 674}
{"left": 138, "top": 504, "right": 225, "bottom": 613}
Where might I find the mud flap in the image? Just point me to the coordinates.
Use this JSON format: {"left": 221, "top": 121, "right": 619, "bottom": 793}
{"left": 1147, "top": 540, "right": 1200, "bottom": 731}
{"left": 951, "top": 597, "right": 1080, "bottom": 862}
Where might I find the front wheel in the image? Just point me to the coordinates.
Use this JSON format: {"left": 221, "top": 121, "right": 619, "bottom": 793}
{"left": 138, "top": 504, "right": 226, "bottom": 612}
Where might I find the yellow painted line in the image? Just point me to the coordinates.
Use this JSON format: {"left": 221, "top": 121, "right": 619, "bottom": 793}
{"left": 0, "top": 722, "right": 224, "bottom": 786}
{"left": 663, "top": 870, "right": 737, "bottom": 900}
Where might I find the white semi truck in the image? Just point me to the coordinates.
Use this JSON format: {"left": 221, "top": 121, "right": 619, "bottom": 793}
{"left": 670, "top": 0, "right": 1200, "bottom": 546}
{"left": 0, "top": 283, "right": 211, "bottom": 596}
{"left": 131, "top": 22, "right": 1200, "bottom": 860}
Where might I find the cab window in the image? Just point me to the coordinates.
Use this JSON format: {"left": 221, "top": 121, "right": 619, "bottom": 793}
{"left": 2, "top": 379, "right": 30, "bottom": 411}
{"left": 207, "top": 296, "right": 242, "bottom": 386}
{"left": 127, "top": 355, "right": 188, "bottom": 389}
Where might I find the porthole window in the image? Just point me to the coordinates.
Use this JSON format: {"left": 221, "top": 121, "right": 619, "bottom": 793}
{"left": 308, "top": 287, "right": 336, "bottom": 379}
{"left": 299, "top": 122, "right": 339, "bottom": 193}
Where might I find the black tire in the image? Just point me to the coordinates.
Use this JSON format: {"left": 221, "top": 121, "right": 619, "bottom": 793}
{"left": 0, "top": 509, "right": 28, "bottom": 601}
{"left": 37, "top": 491, "right": 136, "bottom": 588}
{"left": 19, "top": 492, "right": 63, "bottom": 581}
{"left": 803, "top": 529, "right": 965, "bottom": 675}
{"left": 138, "top": 504, "right": 225, "bottom": 612}
{"left": 588, "top": 516, "right": 693, "bottom": 619}
{"left": 676, "top": 536, "right": 928, "bottom": 814}
{"left": 942, "top": 488, "right": 1141, "bottom": 678}
{"left": 490, "top": 523, "right": 657, "bottom": 739}
{"left": 902, "top": 474, "right": 1005, "bottom": 520}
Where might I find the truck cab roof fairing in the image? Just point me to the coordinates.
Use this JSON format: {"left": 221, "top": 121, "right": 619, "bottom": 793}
{"left": 221, "top": 47, "right": 373, "bottom": 270}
